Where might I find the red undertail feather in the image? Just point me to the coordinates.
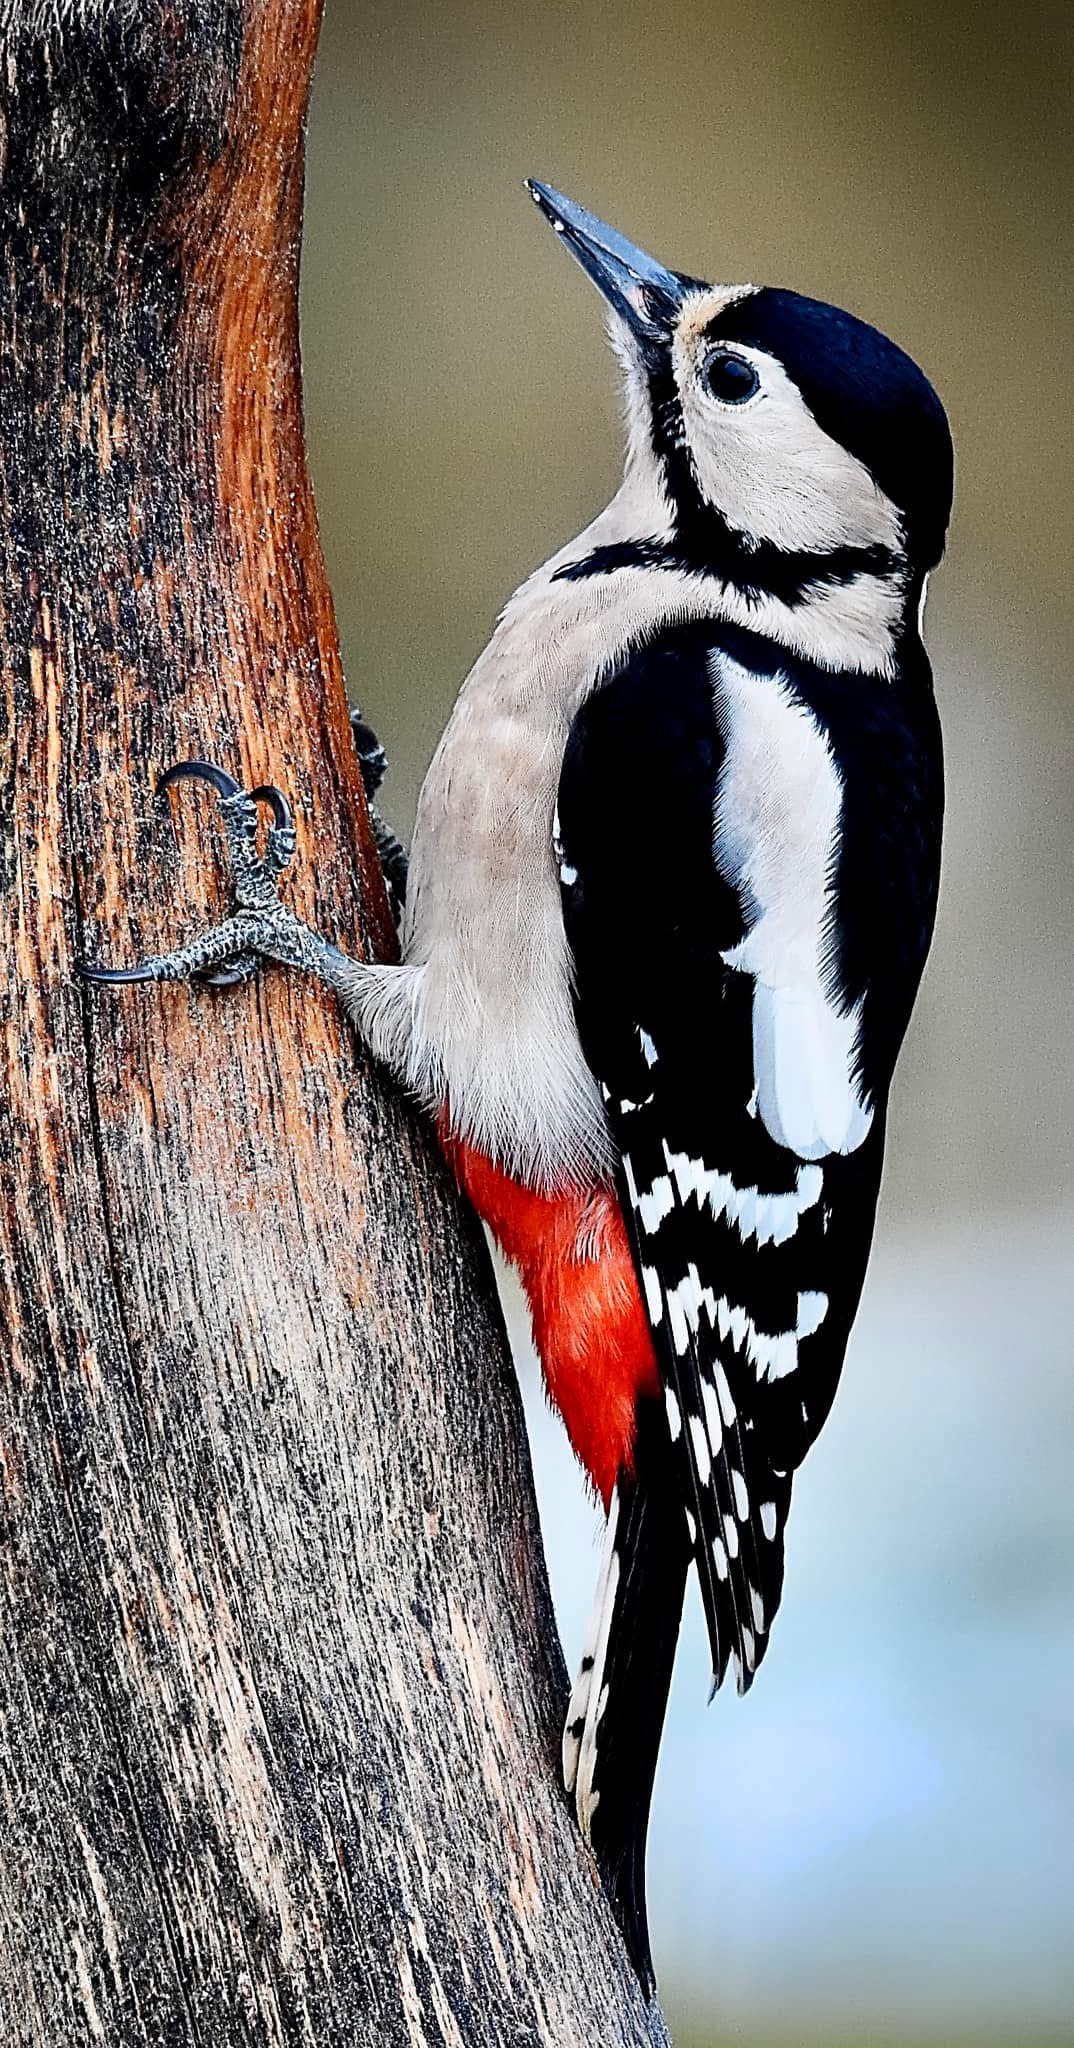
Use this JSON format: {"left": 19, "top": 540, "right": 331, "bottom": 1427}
{"left": 443, "top": 1131, "right": 659, "bottom": 1509}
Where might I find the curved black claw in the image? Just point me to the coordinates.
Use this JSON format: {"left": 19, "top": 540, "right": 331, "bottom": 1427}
{"left": 248, "top": 784, "right": 294, "bottom": 834}
{"left": 79, "top": 960, "right": 162, "bottom": 985}
{"left": 157, "top": 759, "right": 243, "bottom": 802}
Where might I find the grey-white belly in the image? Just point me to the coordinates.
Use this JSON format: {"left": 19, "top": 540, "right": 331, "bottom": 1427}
{"left": 399, "top": 682, "right": 614, "bottom": 1190}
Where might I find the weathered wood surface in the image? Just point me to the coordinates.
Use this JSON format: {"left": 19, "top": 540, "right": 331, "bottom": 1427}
{"left": 0, "top": 2, "right": 672, "bottom": 2041}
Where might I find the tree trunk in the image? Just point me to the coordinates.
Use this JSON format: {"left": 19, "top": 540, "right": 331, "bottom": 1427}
{"left": 0, "top": 4, "right": 672, "bottom": 2042}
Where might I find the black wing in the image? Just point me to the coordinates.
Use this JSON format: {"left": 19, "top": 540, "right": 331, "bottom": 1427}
{"left": 557, "top": 617, "right": 942, "bottom": 1693}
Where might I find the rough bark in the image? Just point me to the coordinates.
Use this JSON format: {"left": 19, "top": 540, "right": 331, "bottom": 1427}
{"left": 0, "top": 3, "right": 672, "bottom": 2042}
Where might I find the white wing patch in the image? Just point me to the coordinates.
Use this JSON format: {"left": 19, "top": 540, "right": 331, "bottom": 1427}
{"left": 714, "top": 656, "right": 873, "bottom": 1160}
{"left": 749, "top": 981, "right": 871, "bottom": 1159}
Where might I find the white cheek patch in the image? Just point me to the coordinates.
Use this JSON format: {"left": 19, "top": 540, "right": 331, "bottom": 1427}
{"left": 714, "top": 657, "right": 873, "bottom": 1160}
{"left": 675, "top": 336, "right": 904, "bottom": 558}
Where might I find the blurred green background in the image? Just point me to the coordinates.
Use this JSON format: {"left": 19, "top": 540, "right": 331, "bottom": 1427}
{"left": 301, "top": 4, "right": 1073, "bottom": 2042}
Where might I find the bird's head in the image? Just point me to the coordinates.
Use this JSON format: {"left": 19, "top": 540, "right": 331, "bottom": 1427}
{"left": 527, "top": 181, "right": 953, "bottom": 616}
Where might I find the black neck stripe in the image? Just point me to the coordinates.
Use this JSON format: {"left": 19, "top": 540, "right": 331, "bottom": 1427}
{"left": 552, "top": 534, "right": 900, "bottom": 606}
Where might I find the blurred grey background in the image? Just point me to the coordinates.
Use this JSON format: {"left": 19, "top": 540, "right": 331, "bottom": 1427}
{"left": 301, "top": 4, "right": 1074, "bottom": 2042}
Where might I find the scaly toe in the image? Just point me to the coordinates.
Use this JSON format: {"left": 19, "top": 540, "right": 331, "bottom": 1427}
{"left": 79, "top": 914, "right": 268, "bottom": 988}
{"left": 194, "top": 951, "right": 263, "bottom": 988}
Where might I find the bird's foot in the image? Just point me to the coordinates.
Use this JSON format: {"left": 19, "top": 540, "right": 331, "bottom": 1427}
{"left": 350, "top": 704, "right": 409, "bottom": 917}
{"left": 350, "top": 707, "right": 389, "bottom": 802}
{"left": 79, "top": 761, "right": 356, "bottom": 1000}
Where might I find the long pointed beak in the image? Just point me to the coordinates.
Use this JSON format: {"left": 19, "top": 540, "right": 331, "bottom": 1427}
{"left": 526, "top": 180, "right": 689, "bottom": 341}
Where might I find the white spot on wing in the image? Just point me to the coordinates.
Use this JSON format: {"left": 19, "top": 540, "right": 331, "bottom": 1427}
{"left": 667, "top": 1289, "right": 689, "bottom": 1357}
{"left": 715, "top": 1298, "right": 798, "bottom": 1382}
{"left": 797, "top": 1289, "right": 829, "bottom": 1338}
{"left": 752, "top": 1326, "right": 798, "bottom": 1381}
{"left": 700, "top": 1377, "right": 723, "bottom": 1457}
{"left": 664, "top": 1385, "right": 682, "bottom": 1442}
{"left": 760, "top": 1500, "right": 778, "bottom": 1541}
{"left": 709, "top": 1284, "right": 827, "bottom": 1384}
{"left": 642, "top": 1264, "right": 663, "bottom": 1326}
{"left": 666, "top": 1264, "right": 721, "bottom": 1356}
{"left": 689, "top": 1414, "right": 712, "bottom": 1486}
{"left": 623, "top": 1156, "right": 674, "bottom": 1235}
{"left": 731, "top": 1469, "right": 750, "bottom": 1521}
{"left": 638, "top": 1027, "right": 658, "bottom": 1068}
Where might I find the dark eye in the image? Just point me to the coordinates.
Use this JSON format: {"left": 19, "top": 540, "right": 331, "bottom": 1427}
{"left": 702, "top": 349, "right": 760, "bottom": 404}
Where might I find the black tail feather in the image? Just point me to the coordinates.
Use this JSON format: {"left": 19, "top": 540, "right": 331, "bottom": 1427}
{"left": 570, "top": 1399, "right": 691, "bottom": 1995}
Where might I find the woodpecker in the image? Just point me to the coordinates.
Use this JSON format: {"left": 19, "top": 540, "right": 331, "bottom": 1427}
{"left": 83, "top": 181, "right": 953, "bottom": 1991}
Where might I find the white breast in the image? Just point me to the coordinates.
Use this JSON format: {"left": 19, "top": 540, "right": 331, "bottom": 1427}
{"left": 398, "top": 548, "right": 713, "bottom": 1188}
